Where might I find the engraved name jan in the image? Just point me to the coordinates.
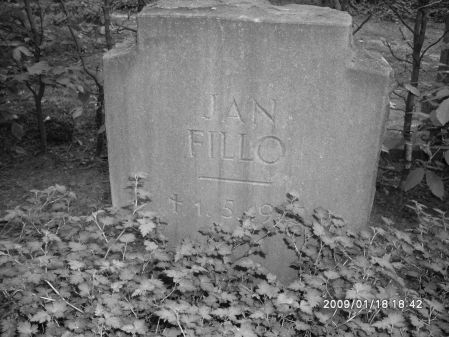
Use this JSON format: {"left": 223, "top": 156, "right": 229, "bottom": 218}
{"left": 187, "top": 94, "right": 286, "bottom": 169}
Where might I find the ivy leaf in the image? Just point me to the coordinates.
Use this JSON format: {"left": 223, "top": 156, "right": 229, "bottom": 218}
{"left": 198, "top": 306, "right": 212, "bottom": 320}
{"left": 436, "top": 98, "right": 449, "bottom": 125}
{"left": 137, "top": 218, "right": 155, "bottom": 237}
{"left": 191, "top": 265, "right": 207, "bottom": 273}
{"left": 68, "top": 242, "right": 86, "bottom": 252}
{"left": 288, "top": 280, "right": 306, "bottom": 291}
{"left": 12, "top": 46, "right": 32, "bottom": 62}
{"left": 120, "top": 267, "right": 137, "bottom": 281}
{"left": 104, "top": 315, "right": 122, "bottom": 329}
{"left": 17, "top": 321, "right": 38, "bottom": 336}
{"left": 68, "top": 260, "right": 85, "bottom": 271}
{"left": 110, "top": 281, "right": 126, "bottom": 292}
{"left": 394, "top": 230, "right": 412, "bottom": 245}
{"left": 155, "top": 309, "right": 177, "bottom": 324}
{"left": 11, "top": 122, "right": 24, "bottom": 140}
{"left": 257, "top": 281, "right": 279, "bottom": 298}
{"left": 132, "top": 319, "right": 148, "bottom": 334}
{"left": 372, "top": 312, "right": 405, "bottom": 330}
{"left": 323, "top": 270, "right": 340, "bottom": 280}
{"left": 121, "top": 319, "right": 147, "bottom": 335}
{"left": 1, "top": 318, "right": 16, "bottom": 337}
{"left": 444, "top": 150, "right": 449, "bottom": 165}
{"left": 66, "top": 319, "right": 86, "bottom": 332}
{"left": 165, "top": 269, "right": 188, "bottom": 282}
{"left": 304, "top": 288, "right": 322, "bottom": 308}
{"left": 78, "top": 282, "right": 90, "bottom": 296}
{"left": 175, "top": 240, "right": 195, "bottom": 262}
{"left": 162, "top": 328, "right": 180, "bottom": 337}
{"left": 276, "top": 293, "right": 298, "bottom": 307}
{"left": 313, "top": 221, "right": 326, "bottom": 237}
{"left": 211, "top": 308, "right": 229, "bottom": 319}
{"left": 409, "top": 314, "right": 425, "bottom": 329}
{"left": 237, "top": 259, "right": 256, "bottom": 269}
{"left": 424, "top": 299, "right": 445, "bottom": 312}
{"left": 45, "top": 301, "right": 67, "bottom": 318}
{"left": 405, "top": 84, "right": 420, "bottom": 97}
{"left": 402, "top": 168, "right": 424, "bottom": 191}
{"left": 27, "top": 61, "right": 50, "bottom": 75}
{"left": 30, "top": 311, "right": 51, "bottom": 323}
{"left": 295, "top": 321, "right": 311, "bottom": 331}
{"left": 426, "top": 171, "right": 444, "bottom": 200}
{"left": 299, "top": 300, "right": 314, "bottom": 315}
{"left": 120, "top": 324, "right": 135, "bottom": 334}
{"left": 430, "top": 110, "right": 443, "bottom": 126}
{"left": 144, "top": 240, "right": 158, "bottom": 251}
{"left": 235, "top": 322, "right": 257, "bottom": 337}
{"left": 287, "top": 190, "right": 300, "bottom": 200}
{"left": 346, "top": 283, "right": 374, "bottom": 299}
{"left": 434, "top": 86, "right": 449, "bottom": 99}
{"left": 315, "top": 311, "right": 331, "bottom": 324}
{"left": 266, "top": 273, "right": 277, "bottom": 283}
{"left": 69, "top": 271, "right": 84, "bottom": 285}
{"left": 217, "top": 244, "right": 232, "bottom": 256}
{"left": 232, "top": 227, "right": 245, "bottom": 238}
{"left": 371, "top": 254, "right": 395, "bottom": 272}
{"left": 119, "top": 233, "right": 135, "bottom": 243}
{"left": 249, "top": 311, "right": 265, "bottom": 319}
{"left": 132, "top": 279, "right": 162, "bottom": 297}
{"left": 100, "top": 216, "right": 116, "bottom": 226}
{"left": 303, "top": 274, "right": 325, "bottom": 289}
{"left": 285, "top": 201, "right": 305, "bottom": 217}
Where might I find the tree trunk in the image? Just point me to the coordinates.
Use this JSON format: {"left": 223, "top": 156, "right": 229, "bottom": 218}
{"left": 339, "top": 0, "right": 349, "bottom": 11}
{"left": 402, "top": 0, "right": 428, "bottom": 178}
{"left": 35, "top": 79, "right": 47, "bottom": 153}
{"left": 138, "top": 0, "right": 146, "bottom": 12}
{"left": 24, "top": 0, "right": 47, "bottom": 152}
{"left": 95, "top": 85, "right": 105, "bottom": 157}
{"left": 95, "top": 0, "right": 114, "bottom": 157}
{"left": 103, "top": 0, "right": 113, "bottom": 50}
{"left": 437, "top": 13, "right": 449, "bottom": 83}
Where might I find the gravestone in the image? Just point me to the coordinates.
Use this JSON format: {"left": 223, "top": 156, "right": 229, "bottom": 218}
{"left": 104, "top": 0, "right": 391, "bottom": 279}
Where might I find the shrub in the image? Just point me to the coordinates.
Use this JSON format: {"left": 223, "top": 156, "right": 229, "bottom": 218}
{"left": 0, "top": 177, "right": 448, "bottom": 336}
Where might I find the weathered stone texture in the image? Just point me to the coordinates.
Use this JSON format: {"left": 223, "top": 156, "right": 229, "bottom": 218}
{"left": 104, "top": 0, "right": 391, "bottom": 279}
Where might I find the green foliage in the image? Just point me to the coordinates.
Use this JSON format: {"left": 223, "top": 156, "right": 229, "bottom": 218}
{"left": 0, "top": 1, "right": 87, "bottom": 152}
{"left": 397, "top": 84, "right": 449, "bottom": 199}
{"left": 1, "top": 179, "right": 449, "bottom": 336}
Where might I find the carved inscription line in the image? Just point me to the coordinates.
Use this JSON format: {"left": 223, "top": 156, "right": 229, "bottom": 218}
{"left": 205, "top": 94, "right": 276, "bottom": 126}
{"left": 188, "top": 130, "right": 286, "bottom": 165}
{"left": 198, "top": 176, "right": 272, "bottom": 186}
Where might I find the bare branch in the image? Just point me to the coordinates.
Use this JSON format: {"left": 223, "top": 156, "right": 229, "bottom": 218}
{"left": 37, "top": 0, "right": 44, "bottom": 45}
{"left": 23, "top": 0, "right": 41, "bottom": 59}
{"left": 353, "top": 13, "right": 372, "bottom": 35}
{"left": 115, "top": 23, "right": 137, "bottom": 33}
{"left": 387, "top": 3, "right": 413, "bottom": 33}
{"left": 385, "top": 41, "right": 412, "bottom": 64}
{"left": 420, "top": 28, "right": 449, "bottom": 62}
{"left": 399, "top": 27, "right": 413, "bottom": 49}
{"left": 416, "top": 0, "right": 441, "bottom": 10}
{"left": 57, "top": 0, "right": 101, "bottom": 88}
{"left": 25, "top": 81, "right": 36, "bottom": 97}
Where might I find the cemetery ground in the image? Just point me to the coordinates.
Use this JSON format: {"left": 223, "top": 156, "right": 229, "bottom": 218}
{"left": 1, "top": 7, "right": 449, "bottom": 337}
{"left": 0, "top": 15, "right": 447, "bottom": 229}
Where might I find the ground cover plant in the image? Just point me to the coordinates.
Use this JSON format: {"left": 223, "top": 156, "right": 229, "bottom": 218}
{"left": 0, "top": 1, "right": 448, "bottom": 336}
{"left": 1, "top": 176, "right": 448, "bottom": 337}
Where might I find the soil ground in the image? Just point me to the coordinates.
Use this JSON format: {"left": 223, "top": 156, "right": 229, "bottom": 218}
{"left": 1, "top": 14, "right": 448, "bottom": 230}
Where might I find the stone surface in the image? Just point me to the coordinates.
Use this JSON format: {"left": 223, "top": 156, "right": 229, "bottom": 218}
{"left": 104, "top": 0, "right": 391, "bottom": 280}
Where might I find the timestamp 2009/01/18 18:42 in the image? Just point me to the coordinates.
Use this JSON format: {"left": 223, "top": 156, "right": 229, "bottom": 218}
{"left": 323, "top": 298, "right": 423, "bottom": 310}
